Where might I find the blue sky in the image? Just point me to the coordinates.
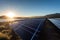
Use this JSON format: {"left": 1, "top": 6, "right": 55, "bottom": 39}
{"left": 0, "top": 0, "right": 60, "bottom": 17}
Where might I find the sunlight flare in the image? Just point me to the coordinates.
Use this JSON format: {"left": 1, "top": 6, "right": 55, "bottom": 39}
{"left": 6, "top": 11, "right": 15, "bottom": 18}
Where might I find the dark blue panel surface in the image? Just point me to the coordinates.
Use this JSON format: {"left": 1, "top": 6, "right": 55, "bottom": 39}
{"left": 10, "top": 18, "right": 45, "bottom": 40}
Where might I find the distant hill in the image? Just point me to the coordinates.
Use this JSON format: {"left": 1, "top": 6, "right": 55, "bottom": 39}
{"left": 0, "top": 13, "right": 60, "bottom": 19}
{"left": 28, "top": 13, "right": 60, "bottom": 18}
{"left": 45, "top": 13, "right": 60, "bottom": 18}
{"left": 0, "top": 15, "right": 29, "bottom": 19}
{"left": 0, "top": 16, "right": 7, "bottom": 19}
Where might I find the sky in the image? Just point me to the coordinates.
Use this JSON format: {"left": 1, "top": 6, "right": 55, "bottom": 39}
{"left": 0, "top": 0, "right": 60, "bottom": 17}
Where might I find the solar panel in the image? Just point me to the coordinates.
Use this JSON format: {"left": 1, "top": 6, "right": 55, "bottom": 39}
{"left": 48, "top": 19, "right": 60, "bottom": 29}
{"left": 10, "top": 19, "right": 45, "bottom": 40}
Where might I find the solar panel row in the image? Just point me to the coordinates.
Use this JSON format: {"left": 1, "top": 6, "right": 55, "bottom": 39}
{"left": 10, "top": 18, "right": 46, "bottom": 40}
{"left": 48, "top": 19, "right": 60, "bottom": 29}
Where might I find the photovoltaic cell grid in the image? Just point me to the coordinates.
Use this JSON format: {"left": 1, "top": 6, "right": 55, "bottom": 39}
{"left": 49, "top": 19, "right": 60, "bottom": 29}
{"left": 10, "top": 18, "right": 45, "bottom": 40}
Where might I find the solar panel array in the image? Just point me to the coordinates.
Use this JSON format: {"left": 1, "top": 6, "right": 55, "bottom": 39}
{"left": 49, "top": 19, "right": 60, "bottom": 29}
{"left": 10, "top": 18, "right": 45, "bottom": 40}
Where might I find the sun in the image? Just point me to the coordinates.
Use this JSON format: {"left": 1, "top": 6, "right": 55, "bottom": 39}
{"left": 6, "top": 11, "right": 15, "bottom": 18}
